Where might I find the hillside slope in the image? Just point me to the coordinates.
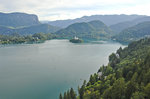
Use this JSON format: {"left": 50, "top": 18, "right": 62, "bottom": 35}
{"left": 60, "top": 37, "right": 150, "bottom": 99}
{"left": 110, "top": 16, "right": 150, "bottom": 33}
{"left": 112, "top": 21, "right": 150, "bottom": 43}
{"left": 0, "top": 24, "right": 60, "bottom": 35}
{"left": 16, "top": 24, "right": 60, "bottom": 35}
{"left": 55, "top": 20, "right": 112, "bottom": 40}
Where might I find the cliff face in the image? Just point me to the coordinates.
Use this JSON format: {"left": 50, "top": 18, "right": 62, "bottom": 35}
{"left": 0, "top": 12, "right": 40, "bottom": 27}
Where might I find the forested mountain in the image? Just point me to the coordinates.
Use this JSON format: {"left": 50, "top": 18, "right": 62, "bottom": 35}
{"left": 0, "top": 25, "right": 15, "bottom": 35}
{"left": 60, "top": 37, "right": 150, "bottom": 99}
{"left": 0, "top": 12, "right": 40, "bottom": 27}
{"left": 113, "top": 21, "right": 150, "bottom": 43}
{"left": 45, "top": 14, "right": 146, "bottom": 28}
{"left": 16, "top": 24, "right": 60, "bottom": 35}
{"left": 55, "top": 20, "right": 112, "bottom": 40}
{"left": 0, "top": 24, "right": 60, "bottom": 35}
{"left": 110, "top": 16, "right": 150, "bottom": 33}
{"left": 0, "top": 12, "right": 61, "bottom": 35}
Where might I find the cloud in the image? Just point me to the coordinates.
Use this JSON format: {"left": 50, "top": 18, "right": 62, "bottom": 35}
{"left": 0, "top": 0, "right": 150, "bottom": 20}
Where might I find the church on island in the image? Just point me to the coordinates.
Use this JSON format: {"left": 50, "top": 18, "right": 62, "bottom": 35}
{"left": 69, "top": 36, "right": 83, "bottom": 43}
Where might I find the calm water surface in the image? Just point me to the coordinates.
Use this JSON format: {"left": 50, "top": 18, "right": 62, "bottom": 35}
{"left": 0, "top": 40, "right": 125, "bottom": 99}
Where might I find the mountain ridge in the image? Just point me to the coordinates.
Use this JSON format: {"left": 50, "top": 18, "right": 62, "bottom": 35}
{"left": 112, "top": 21, "right": 150, "bottom": 43}
{"left": 0, "top": 12, "right": 40, "bottom": 27}
{"left": 110, "top": 16, "right": 150, "bottom": 33}
{"left": 55, "top": 20, "right": 112, "bottom": 40}
{"left": 45, "top": 14, "right": 147, "bottom": 28}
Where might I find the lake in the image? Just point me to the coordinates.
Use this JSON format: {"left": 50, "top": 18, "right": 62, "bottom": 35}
{"left": 0, "top": 40, "right": 125, "bottom": 99}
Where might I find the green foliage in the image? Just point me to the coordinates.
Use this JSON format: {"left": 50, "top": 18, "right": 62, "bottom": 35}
{"left": 131, "top": 92, "right": 145, "bottom": 99}
{"left": 0, "top": 33, "right": 56, "bottom": 44}
{"left": 113, "top": 21, "right": 150, "bottom": 43}
{"left": 109, "top": 53, "right": 119, "bottom": 68}
{"left": 89, "top": 73, "right": 98, "bottom": 85}
{"left": 79, "top": 81, "right": 86, "bottom": 99}
{"left": 55, "top": 20, "right": 112, "bottom": 40}
{"left": 0, "top": 24, "right": 60, "bottom": 35}
{"left": 125, "top": 81, "right": 138, "bottom": 99}
{"left": 111, "top": 78, "right": 126, "bottom": 99}
{"left": 144, "top": 83, "right": 150, "bottom": 98}
{"left": 59, "top": 93, "right": 63, "bottom": 99}
{"left": 60, "top": 37, "right": 150, "bottom": 99}
{"left": 61, "top": 88, "right": 77, "bottom": 99}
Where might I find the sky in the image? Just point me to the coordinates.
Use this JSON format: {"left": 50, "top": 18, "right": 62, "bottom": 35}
{"left": 0, "top": 0, "right": 150, "bottom": 21}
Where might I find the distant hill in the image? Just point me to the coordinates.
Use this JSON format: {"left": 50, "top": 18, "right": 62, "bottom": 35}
{"left": 45, "top": 14, "right": 146, "bottom": 28}
{"left": 0, "top": 12, "right": 40, "bottom": 27}
{"left": 55, "top": 20, "right": 112, "bottom": 40}
{"left": 110, "top": 16, "right": 150, "bottom": 33}
{"left": 16, "top": 24, "right": 60, "bottom": 35}
{"left": 112, "top": 21, "right": 150, "bottom": 43}
{"left": 0, "top": 24, "right": 60, "bottom": 35}
{"left": 0, "top": 25, "right": 15, "bottom": 35}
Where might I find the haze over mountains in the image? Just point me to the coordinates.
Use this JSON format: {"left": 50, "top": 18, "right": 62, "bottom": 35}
{"left": 45, "top": 14, "right": 146, "bottom": 28}
{"left": 0, "top": 12, "right": 150, "bottom": 43}
{"left": 0, "top": 12, "right": 40, "bottom": 27}
{"left": 110, "top": 16, "right": 150, "bottom": 33}
{"left": 0, "top": 12, "right": 60, "bottom": 35}
{"left": 113, "top": 21, "right": 150, "bottom": 43}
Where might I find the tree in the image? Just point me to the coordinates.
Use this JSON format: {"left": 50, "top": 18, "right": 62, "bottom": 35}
{"left": 89, "top": 75, "right": 96, "bottom": 85}
{"left": 111, "top": 78, "right": 126, "bottom": 99}
{"left": 64, "top": 92, "right": 67, "bottom": 99}
{"left": 79, "top": 81, "right": 86, "bottom": 99}
{"left": 117, "top": 47, "right": 123, "bottom": 57}
{"left": 102, "top": 86, "right": 112, "bottom": 99}
{"left": 109, "top": 53, "right": 119, "bottom": 68}
{"left": 67, "top": 90, "right": 71, "bottom": 99}
{"left": 70, "top": 88, "right": 76, "bottom": 99}
{"left": 115, "top": 69, "right": 122, "bottom": 79}
{"left": 33, "top": 33, "right": 47, "bottom": 40}
{"left": 144, "top": 83, "right": 150, "bottom": 99}
{"left": 126, "top": 71, "right": 133, "bottom": 81}
{"left": 125, "top": 81, "right": 138, "bottom": 99}
{"left": 59, "top": 93, "right": 63, "bottom": 99}
{"left": 131, "top": 92, "right": 144, "bottom": 99}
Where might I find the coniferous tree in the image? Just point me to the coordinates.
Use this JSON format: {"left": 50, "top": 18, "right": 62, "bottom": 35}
{"left": 70, "top": 88, "right": 76, "bottom": 99}
{"left": 59, "top": 93, "right": 63, "bottom": 99}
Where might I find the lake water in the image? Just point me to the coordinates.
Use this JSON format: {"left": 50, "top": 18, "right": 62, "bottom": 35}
{"left": 0, "top": 40, "right": 125, "bottom": 99}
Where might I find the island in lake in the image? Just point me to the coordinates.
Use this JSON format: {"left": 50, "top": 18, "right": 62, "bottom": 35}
{"left": 69, "top": 36, "right": 83, "bottom": 43}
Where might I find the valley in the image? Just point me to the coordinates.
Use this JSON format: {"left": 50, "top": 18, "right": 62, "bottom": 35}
{"left": 0, "top": 12, "right": 150, "bottom": 99}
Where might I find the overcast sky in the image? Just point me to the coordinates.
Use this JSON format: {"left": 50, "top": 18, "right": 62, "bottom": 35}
{"left": 0, "top": 0, "right": 150, "bottom": 21}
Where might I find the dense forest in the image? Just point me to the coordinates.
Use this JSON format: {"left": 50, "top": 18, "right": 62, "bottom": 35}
{"left": 0, "top": 24, "right": 60, "bottom": 35}
{"left": 60, "top": 37, "right": 150, "bottom": 99}
{"left": 0, "top": 33, "right": 56, "bottom": 44}
{"left": 55, "top": 20, "right": 112, "bottom": 40}
{"left": 113, "top": 21, "right": 150, "bottom": 43}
